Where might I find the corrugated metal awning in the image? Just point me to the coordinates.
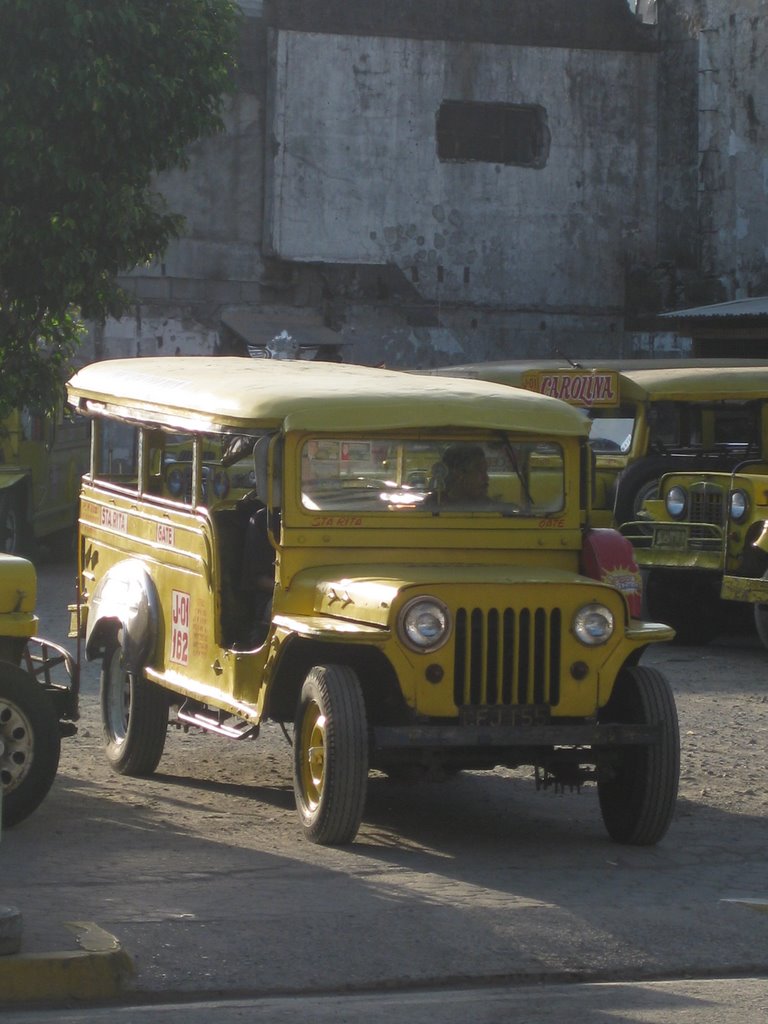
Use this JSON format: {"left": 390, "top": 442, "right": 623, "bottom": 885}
{"left": 660, "top": 297, "right": 768, "bottom": 320}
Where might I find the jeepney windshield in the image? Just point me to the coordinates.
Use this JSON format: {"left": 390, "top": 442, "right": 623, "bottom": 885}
{"left": 586, "top": 406, "right": 636, "bottom": 453}
{"left": 299, "top": 437, "right": 566, "bottom": 516}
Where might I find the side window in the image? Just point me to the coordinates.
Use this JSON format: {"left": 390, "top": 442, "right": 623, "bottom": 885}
{"left": 587, "top": 406, "right": 636, "bottom": 453}
{"left": 93, "top": 420, "right": 139, "bottom": 488}
{"left": 152, "top": 431, "right": 197, "bottom": 503}
{"left": 710, "top": 403, "right": 759, "bottom": 446}
{"left": 648, "top": 402, "right": 682, "bottom": 447}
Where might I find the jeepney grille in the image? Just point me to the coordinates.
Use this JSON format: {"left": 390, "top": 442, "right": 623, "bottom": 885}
{"left": 689, "top": 488, "right": 725, "bottom": 533}
{"left": 453, "top": 607, "right": 562, "bottom": 708}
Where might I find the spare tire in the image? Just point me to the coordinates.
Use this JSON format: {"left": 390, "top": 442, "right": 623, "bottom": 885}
{"left": 613, "top": 457, "right": 675, "bottom": 527}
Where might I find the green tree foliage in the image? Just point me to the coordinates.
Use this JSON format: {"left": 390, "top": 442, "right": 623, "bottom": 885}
{"left": 0, "top": 0, "right": 240, "bottom": 417}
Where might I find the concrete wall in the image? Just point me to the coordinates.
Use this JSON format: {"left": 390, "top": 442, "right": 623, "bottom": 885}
{"left": 110, "top": 6, "right": 268, "bottom": 357}
{"left": 265, "top": 31, "right": 657, "bottom": 315}
{"left": 696, "top": 0, "right": 768, "bottom": 298}
{"left": 94, "top": 0, "right": 768, "bottom": 368}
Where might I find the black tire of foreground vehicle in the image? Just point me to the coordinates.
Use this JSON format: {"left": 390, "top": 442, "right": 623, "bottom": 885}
{"left": 100, "top": 639, "right": 169, "bottom": 776}
{"left": 293, "top": 664, "right": 369, "bottom": 846}
{"left": 0, "top": 663, "right": 61, "bottom": 827}
{"left": 597, "top": 665, "right": 680, "bottom": 846}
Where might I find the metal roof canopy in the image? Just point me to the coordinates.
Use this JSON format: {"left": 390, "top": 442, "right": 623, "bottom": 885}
{"left": 67, "top": 357, "right": 589, "bottom": 437}
{"left": 660, "top": 296, "right": 768, "bottom": 320}
{"left": 659, "top": 297, "right": 768, "bottom": 357}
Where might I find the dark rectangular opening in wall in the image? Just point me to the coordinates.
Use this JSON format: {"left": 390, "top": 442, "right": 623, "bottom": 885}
{"left": 436, "top": 100, "right": 549, "bottom": 168}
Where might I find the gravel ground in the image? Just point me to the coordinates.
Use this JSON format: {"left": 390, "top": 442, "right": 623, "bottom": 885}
{"left": 3, "top": 553, "right": 767, "bottom": 998}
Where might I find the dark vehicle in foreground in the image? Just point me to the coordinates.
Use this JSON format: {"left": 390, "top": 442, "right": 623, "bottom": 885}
{"left": 0, "top": 554, "right": 79, "bottom": 826}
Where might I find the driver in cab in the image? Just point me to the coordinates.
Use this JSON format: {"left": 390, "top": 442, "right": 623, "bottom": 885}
{"left": 426, "top": 443, "right": 491, "bottom": 507}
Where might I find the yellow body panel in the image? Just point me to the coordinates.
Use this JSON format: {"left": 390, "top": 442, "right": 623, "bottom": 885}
{"left": 71, "top": 357, "right": 674, "bottom": 770}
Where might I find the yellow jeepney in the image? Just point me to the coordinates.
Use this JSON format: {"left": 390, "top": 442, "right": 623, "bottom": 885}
{"left": 0, "top": 404, "right": 90, "bottom": 555}
{"left": 433, "top": 360, "right": 768, "bottom": 529}
{"left": 67, "top": 357, "right": 678, "bottom": 846}
{"left": 613, "top": 366, "right": 768, "bottom": 643}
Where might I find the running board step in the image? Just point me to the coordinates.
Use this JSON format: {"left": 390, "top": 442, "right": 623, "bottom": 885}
{"left": 175, "top": 708, "right": 259, "bottom": 740}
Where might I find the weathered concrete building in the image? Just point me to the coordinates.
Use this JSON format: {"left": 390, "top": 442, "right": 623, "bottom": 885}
{"left": 92, "top": 0, "right": 768, "bottom": 366}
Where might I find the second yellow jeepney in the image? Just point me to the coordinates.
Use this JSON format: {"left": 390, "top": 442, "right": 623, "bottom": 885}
{"left": 67, "top": 357, "right": 678, "bottom": 846}
{"left": 0, "top": 404, "right": 89, "bottom": 555}
{"left": 433, "top": 360, "right": 768, "bottom": 529}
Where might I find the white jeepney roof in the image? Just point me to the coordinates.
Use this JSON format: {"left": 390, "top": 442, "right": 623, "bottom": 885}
{"left": 67, "top": 357, "right": 589, "bottom": 437}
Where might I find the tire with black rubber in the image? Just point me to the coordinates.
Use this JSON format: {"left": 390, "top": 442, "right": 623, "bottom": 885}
{"left": 100, "top": 639, "right": 168, "bottom": 776}
{"left": 0, "top": 663, "right": 61, "bottom": 827}
{"left": 612, "top": 457, "right": 672, "bottom": 527}
{"left": 597, "top": 665, "right": 680, "bottom": 846}
{"left": 293, "top": 664, "right": 368, "bottom": 845}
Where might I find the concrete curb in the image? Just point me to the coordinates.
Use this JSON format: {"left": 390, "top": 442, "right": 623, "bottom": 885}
{"left": 0, "top": 921, "right": 134, "bottom": 1004}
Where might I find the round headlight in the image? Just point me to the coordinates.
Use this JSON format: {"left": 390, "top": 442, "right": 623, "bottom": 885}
{"left": 572, "top": 603, "right": 615, "bottom": 646}
{"left": 665, "top": 485, "right": 687, "bottom": 519}
{"left": 167, "top": 467, "right": 184, "bottom": 497}
{"left": 730, "top": 489, "right": 749, "bottom": 522}
{"left": 399, "top": 597, "right": 451, "bottom": 652}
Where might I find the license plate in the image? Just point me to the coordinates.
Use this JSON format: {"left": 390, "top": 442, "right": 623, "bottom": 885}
{"left": 655, "top": 526, "right": 687, "bottom": 550}
{"left": 459, "top": 705, "right": 551, "bottom": 727}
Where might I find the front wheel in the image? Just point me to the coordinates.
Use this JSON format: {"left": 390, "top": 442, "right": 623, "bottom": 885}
{"left": 0, "top": 664, "right": 61, "bottom": 827}
{"left": 100, "top": 640, "right": 168, "bottom": 776}
{"left": 597, "top": 665, "right": 680, "bottom": 845}
{"left": 293, "top": 664, "right": 368, "bottom": 845}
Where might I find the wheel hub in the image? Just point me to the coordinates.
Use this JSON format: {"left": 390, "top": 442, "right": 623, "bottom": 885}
{"left": 0, "top": 700, "right": 34, "bottom": 792}
{"left": 308, "top": 743, "right": 324, "bottom": 784}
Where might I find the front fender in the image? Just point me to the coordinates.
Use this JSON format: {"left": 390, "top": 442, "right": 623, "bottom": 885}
{"left": 85, "top": 559, "right": 159, "bottom": 672}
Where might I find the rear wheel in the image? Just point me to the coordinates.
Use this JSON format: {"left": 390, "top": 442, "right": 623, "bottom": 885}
{"left": 100, "top": 640, "right": 168, "bottom": 775}
{"left": 0, "top": 663, "right": 61, "bottom": 827}
{"left": 293, "top": 664, "right": 368, "bottom": 845}
{"left": 597, "top": 665, "right": 679, "bottom": 845}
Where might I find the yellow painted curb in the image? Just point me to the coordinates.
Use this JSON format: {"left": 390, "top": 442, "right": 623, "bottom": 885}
{"left": 0, "top": 922, "right": 134, "bottom": 1004}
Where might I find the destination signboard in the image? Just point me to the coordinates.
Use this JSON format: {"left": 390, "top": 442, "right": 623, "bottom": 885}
{"left": 521, "top": 370, "right": 620, "bottom": 407}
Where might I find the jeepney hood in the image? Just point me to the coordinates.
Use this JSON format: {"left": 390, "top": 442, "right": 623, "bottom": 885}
{"left": 289, "top": 563, "right": 607, "bottom": 627}
{"left": 0, "top": 554, "right": 37, "bottom": 614}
